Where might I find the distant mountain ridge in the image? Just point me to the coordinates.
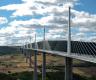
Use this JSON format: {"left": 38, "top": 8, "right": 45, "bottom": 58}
{"left": 0, "top": 46, "right": 20, "bottom": 55}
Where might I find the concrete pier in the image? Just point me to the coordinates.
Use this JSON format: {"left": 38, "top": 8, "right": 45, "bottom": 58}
{"left": 34, "top": 50, "right": 38, "bottom": 80}
{"left": 29, "top": 52, "right": 32, "bottom": 67}
{"left": 65, "top": 57, "right": 73, "bottom": 80}
{"left": 42, "top": 52, "right": 46, "bottom": 80}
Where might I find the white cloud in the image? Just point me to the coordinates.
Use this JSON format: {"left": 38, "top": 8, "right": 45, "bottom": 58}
{"left": 9, "top": 19, "right": 39, "bottom": 26}
{"left": 79, "top": 27, "right": 89, "bottom": 32}
{"left": 0, "top": 0, "right": 77, "bottom": 17}
{"left": 0, "top": 26, "right": 16, "bottom": 34}
{"left": 71, "top": 10, "right": 96, "bottom": 42}
{"left": 0, "top": 0, "right": 96, "bottom": 46}
{"left": 72, "top": 10, "right": 96, "bottom": 29}
{"left": 0, "top": 2, "right": 35, "bottom": 16}
{"left": 89, "top": 36, "right": 96, "bottom": 42}
{"left": 71, "top": 32, "right": 86, "bottom": 41}
{"left": 0, "top": 37, "right": 7, "bottom": 46}
{"left": 0, "top": 16, "right": 8, "bottom": 24}
{"left": 0, "top": 23, "right": 36, "bottom": 46}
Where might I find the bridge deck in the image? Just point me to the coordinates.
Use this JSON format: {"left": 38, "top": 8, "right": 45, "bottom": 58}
{"left": 23, "top": 40, "right": 96, "bottom": 63}
{"left": 22, "top": 48, "right": 96, "bottom": 63}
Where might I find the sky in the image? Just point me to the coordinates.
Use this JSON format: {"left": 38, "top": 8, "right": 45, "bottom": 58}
{"left": 0, "top": 0, "right": 96, "bottom": 46}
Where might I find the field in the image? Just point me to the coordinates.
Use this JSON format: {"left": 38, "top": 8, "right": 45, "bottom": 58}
{"left": 0, "top": 53, "right": 96, "bottom": 80}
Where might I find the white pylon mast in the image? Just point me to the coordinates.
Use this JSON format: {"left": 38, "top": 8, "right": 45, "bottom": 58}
{"left": 67, "top": 6, "right": 71, "bottom": 55}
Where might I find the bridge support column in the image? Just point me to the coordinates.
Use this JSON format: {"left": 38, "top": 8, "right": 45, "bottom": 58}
{"left": 65, "top": 57, "right": 73, "bottom": 80}
{"left": 42, "top": 52, "right": 46, "bottom": 80}
{"left": 29, "top": 52, "right": 32, "bottom": 67}
{"left": 34, "top": 50, "right": 38, "bottom": 80}
{"left": 25, "top": 51, "right": 28, "bottom": 63}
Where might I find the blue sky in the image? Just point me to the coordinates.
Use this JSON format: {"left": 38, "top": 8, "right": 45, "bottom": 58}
{"left": 75, "top": 0, "right": 96, "bottom": 14}
{"left": 0, "top": 0, "right": 96, "bottom": 46}
{"left": 0, "top": 0, "right": 21, "bottom": 6}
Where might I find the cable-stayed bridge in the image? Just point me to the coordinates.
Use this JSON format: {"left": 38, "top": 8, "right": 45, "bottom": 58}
{"left": 20, "top": 7, "right": 96, "bottom": 80}
{"left": 21, "top": 40, "right": 96, "bottom": 80}
{"left": 23, "top": 40, "right": 96, "bottom": 63}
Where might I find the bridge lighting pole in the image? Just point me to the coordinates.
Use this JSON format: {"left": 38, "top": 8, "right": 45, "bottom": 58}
{"left": 42, "top": 26, "right": 46, "bottom": 80}
{"left": 65, "top": 7, "right": 73, "bottom": 80}
{"left": 34, "top": 33, "right": 38, "bottom": 80}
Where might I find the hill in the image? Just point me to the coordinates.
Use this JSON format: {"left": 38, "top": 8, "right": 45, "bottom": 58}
{"left": 0, "top": 46, "right": 20, "bottom": 55}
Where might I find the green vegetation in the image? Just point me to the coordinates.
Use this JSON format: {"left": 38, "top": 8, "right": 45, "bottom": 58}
{"left": 0, "top": 71, "right": 96, "bottom": 80}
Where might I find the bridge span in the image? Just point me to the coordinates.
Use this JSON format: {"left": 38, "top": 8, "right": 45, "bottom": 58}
{"left": 20, "top": 40, "right": 96, "bottom": 80}
{"left": 23, "top": 40, "right": 96, "bottom": 63}
{"left": 20, "top": 7, "right": 96, "bottom": 80}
